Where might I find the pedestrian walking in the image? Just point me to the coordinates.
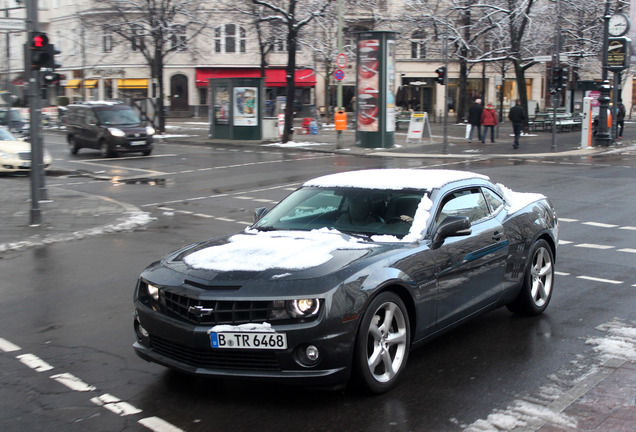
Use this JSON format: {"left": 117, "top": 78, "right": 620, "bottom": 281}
{"left": 617, "top": 99, "right": 626, "bottom": 139}
{"left": 480, "top": 102, "right": 498, "bottom": 143}
{"left": 508, "top": 99, "right": 526, "bottom": 149}
{"left": 467, "top": 99, "right": 483, "bottom": 143}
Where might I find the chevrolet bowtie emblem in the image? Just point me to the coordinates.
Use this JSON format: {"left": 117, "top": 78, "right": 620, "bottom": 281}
{"left": 188, "top": 305, "right": 214, "bottom": 317}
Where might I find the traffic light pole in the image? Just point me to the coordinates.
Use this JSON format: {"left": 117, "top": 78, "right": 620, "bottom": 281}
{"left": 25, "top": 0, "right": 47, "bottom": 225}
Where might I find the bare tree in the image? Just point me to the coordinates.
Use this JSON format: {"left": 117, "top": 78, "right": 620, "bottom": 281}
{"left": 250, "top": 0, "right": 335, "bottom": 143}
{"left": 88, "top": 0, "right": 214, "bottom": 132}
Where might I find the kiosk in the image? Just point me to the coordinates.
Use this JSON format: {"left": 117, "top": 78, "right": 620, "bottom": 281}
{"left": 209, "top": 78, "right": 264, "bottom": 140}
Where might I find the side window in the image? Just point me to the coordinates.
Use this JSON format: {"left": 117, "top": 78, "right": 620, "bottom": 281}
{"left": 482, "top": 187, "right": 504, "bottom": 214}
{"left": 436, "top": 188, "right": 490, "bottom": 224}
{"left": 85, "top": 110, "right": 97, "bottom": 125}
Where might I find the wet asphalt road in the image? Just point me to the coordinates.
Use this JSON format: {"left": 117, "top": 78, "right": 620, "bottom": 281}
{"left": 0, "top": 132, "right": 635, "bottom": 431}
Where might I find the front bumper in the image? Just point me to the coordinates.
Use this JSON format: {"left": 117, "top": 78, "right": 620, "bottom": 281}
{"left": 133, "top": 302, "right": 356, "bottom": 388}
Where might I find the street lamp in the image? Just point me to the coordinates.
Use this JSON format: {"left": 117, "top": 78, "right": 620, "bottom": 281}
{"left": 595, "top": 1, "right": 612, "bottom": 147}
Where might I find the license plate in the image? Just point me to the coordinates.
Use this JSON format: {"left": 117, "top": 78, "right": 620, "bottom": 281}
{"left": 210, "top": 331, "right": 287, "bottom": 350}
{"left": 130, "top": 141, "right": 144, "bottom": 146}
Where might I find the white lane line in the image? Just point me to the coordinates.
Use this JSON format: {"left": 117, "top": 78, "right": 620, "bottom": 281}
{"left": 618, "top": 248, "right": 636, "bottom": 254}
{"left": 215, "top": 217, "right": 236, "bottom": 222}
{"left": 138, "top": 416, "right": 186, "bottom": 432}
{"left": 583, "top": 222, "right": 619, "bottom": 228}
{"left": 574, "top": 243, "right": 615, "bottom": 250}
{"left": 91, "top": 393, "right": 142, "bottom": 416}
{"left": 620, "top": 226, "right": 636, "bottom": 231}
{"left": 0, "top": 338, "right": 21, "bottom": 352}
{"left": 16, "top": 353, "right": 54, "bottom": 372}
{"left": 576, "top": 276, "right": 623, "bottom": 285}
{"left": 558, "top": 240, "right": 573, "bottom": 245}
{"left": 558, "top": 218, "right": 578, "bottom": 222}
{"left": 555, "top": 271, "right": 570, "bottom": 276}
{"left": 235, "top": 196, "right": 254, "bottom": 200}
{"left": 51, "top": 372, "right": 97, "bottom": 392}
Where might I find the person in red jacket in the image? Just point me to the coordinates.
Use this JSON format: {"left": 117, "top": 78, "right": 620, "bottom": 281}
{"left": 480, "top": 102, "right": 498, "bottom": 143}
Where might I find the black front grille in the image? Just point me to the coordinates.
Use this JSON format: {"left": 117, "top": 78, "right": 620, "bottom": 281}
{"left": 162, "top": 291, "right": 284, "bottom": 325}
{"left": 150, "top": 335, "right": 281, "bottom": 371}
{"left": 18, "top": 152, "right": 31, "bottom": 161}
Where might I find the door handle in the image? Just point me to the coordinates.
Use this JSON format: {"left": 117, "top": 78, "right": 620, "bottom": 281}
{"left": 492, "top": 231, "right": 504, "bottom": 241}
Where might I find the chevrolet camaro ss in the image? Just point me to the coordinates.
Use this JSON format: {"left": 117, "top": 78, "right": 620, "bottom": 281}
{"left": 133, "top": 169, "right": 558, "bottom": 393}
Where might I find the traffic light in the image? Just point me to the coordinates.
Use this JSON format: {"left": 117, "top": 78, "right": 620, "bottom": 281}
{"left": 551, "top": 66, "right": 568, "bottom": 91}
{"left": 435, "top": 66, "right": 446, "bottom": 85}
{"left": 29, "top": 32, "right": 50, "bottom": 70}
{"left": 28, "top": 32, "right": 61, "bottom": 70}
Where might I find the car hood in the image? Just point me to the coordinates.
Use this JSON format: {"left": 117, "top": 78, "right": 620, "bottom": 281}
{"left": 153, "top": 229, "right": 411, "bottom": 286}
{"left": 0, "top": 140, "right": 30, "bottom": 153}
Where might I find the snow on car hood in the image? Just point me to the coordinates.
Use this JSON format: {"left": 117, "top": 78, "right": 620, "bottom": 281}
{"left": 183, "top": 228, "right": 376, "bottom": 272}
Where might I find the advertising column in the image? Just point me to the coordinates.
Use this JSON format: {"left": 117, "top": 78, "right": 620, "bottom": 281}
{"left": 356, "top": 31, "right": 397, "bottom": 148}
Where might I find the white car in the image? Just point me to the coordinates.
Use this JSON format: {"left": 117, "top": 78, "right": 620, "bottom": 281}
{"left": 0, "top": 127, "right": 52, "bottom": 173}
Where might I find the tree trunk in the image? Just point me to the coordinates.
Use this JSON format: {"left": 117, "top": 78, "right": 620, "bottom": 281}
{"left": 281, "top": 28, "right": 298, "bottom": 143}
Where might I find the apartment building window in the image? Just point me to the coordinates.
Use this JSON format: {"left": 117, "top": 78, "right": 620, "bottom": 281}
{"left": 132, "top": 24, "right": 145, "bottom": 52}
{"left": 411, "top": 31, "right": 427, "bottom": 59}
{"left": 215, "top": 24, "right": 246, "bottom": 54}
{"left": 170, "top": 25, "right": 187, "bottom": 52}
{"left": 103, "top": 27, "right": 113, "bottom": 53}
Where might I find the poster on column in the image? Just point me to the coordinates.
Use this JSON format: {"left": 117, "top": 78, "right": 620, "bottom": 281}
{"left": 233, "top": 87, "right": 258, "bottom": 126}
{"left": 386, "top": 40, "right": 396, "bottom": 132}
{"left": 357, "top": 39, "right": 379, "bottom": 132}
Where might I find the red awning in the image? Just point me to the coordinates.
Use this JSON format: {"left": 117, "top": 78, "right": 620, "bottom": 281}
{"left": 196, "top": 68, "right": 316, "bottom": 87}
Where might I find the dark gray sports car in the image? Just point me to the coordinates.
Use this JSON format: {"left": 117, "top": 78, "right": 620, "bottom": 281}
{"left": 133, "top": 169, "right": 558, "bottom": 393}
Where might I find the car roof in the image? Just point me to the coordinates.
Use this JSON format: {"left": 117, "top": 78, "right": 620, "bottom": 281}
{"left": 303, "top": 169, "right": 489, "bottom": 191}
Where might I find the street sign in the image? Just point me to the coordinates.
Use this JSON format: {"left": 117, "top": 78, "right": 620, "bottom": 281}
{"left": 336, "top": 53, "right": 347, "bottom": 69}
{"left": 534, "top": 56, "right": 552, "bottom": 62}
{"left": 608, "top": 37, "right": 631, "bottom": 71}
{"left": 0, "top": 18, "right": 25, "bottom": 31}
{"left": 333, "top": 69, "right": 345, "bottom": 81}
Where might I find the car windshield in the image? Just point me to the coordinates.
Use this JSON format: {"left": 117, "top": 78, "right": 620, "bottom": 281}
{"left": 96, "top": 108, "right": 141, "bottom": 126}
{"left": 253, "top": 187, "right": 427, "bottom": 239}
{"left": 0, "top": 128, "right": 17, "bottom": 140}
{"left": 0, "top": 110, "right": 26, "bottom": 125}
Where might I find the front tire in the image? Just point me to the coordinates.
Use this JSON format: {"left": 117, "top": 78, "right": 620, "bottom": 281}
{"left": 100, "top": 141, "right": 115, "bottom": 158}
{"left": 507, "top": 239, "right": 554, "bottom": 315}
{"left": 68, "top": 136, "right": 79, "bottom": 155}
{"left": 354, "top": 292, "right": 410, "bottom": 394}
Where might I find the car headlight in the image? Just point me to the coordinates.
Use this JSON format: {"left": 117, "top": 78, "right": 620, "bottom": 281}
{"left": 146, "top": 283, "right": 160, "bottom": 301}
{"left": 288, "top": 299, "right": 320, "bottom": 318}
{"left": 146, "top": 126, "right": 155, "bottom": 135}
{"left": 108, "top": 127, "right": 126, "bottom": 137}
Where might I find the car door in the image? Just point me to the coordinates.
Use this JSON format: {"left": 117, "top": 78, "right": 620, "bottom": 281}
{"left": 432, "top": 187, "right": 509, "bottom": 331}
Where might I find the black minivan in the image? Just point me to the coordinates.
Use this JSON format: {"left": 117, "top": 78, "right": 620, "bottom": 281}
{"left": 66, "top": 102, "right": 155, "bottom": 157}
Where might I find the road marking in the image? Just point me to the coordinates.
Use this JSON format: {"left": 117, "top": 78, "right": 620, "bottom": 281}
{"left": 16, "top": 353, "right": 54, "bottom": 372}
{"left": 583, "top": 222, "right": 619, "bottom": 228}
{"left": 558, "top": 218, "right": 578, "bottom": 222}
{"left": 138, "top": 416, "right": 186, "bottom": 432}
{"left": 558, "top": 240, "right": 573, "bottom": 245}
{"left": 0, "top": 338, "right": 21, "bottom": 352}
{"left": 51, "top": 372, "right": 97, "bottom": 392}
{"left": 576, "top": 276, "right": 623, "bottom": 284}
{"left": 555, "top": 271, "right": 570, "bottom": 276}
{"left": 574, "top": 243, "right": 614, "bottom": 250}
{"left": 618, "top": 248, "right": 636, "bottom": 254}
{"left": 620, "top": 226, "right": 636, "bottom": 231}
{"left": 91, "top": 393, "right": 142, "bottom": 416}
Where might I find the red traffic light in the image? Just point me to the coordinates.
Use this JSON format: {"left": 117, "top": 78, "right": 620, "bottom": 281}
{"left": 32, "top": 33, "right": 49, "bottom": 49}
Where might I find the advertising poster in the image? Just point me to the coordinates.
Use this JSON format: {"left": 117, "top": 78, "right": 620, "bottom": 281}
{"left": 233, "top": 87, "right": 258, "bottom": 126}
{"left": 386, "top": 40, "right": 396, "bottom": 132}
{"left": 214, "top": 85, "right": 229, "bottom": 125}
{"left": 357, "top": 39, "right": 380, "bottom": 132}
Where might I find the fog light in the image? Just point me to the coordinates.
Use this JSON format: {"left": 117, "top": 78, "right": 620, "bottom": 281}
{"left": 297, "top": 344, "right": 320, "bottom": 367}
{"left": 139, "top": 324, "right": 149, "bottom": 338}
{"left": 306, "top": 345, "right": 319, "bottom": 361}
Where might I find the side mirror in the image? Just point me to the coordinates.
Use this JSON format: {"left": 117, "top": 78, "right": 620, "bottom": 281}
{"left": 433, "top": 216, "right": 471, "bottom": 243}
{"left": 253, "top": 207, "right": 269, "bottom": 222}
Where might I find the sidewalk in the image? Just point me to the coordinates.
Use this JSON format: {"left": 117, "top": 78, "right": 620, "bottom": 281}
{"left": 0, "top": 123, "right": 635, "bottom": 430}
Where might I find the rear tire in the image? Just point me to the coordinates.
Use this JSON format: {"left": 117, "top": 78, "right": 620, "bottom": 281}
{"left": 507, "top": 239, "right": 554, "bottom": 316}
{"left": 68, "top": 137, "right": 79, "bottom": 155}
{"left": 354, "top": 292, "right": 410, "bottom": 394}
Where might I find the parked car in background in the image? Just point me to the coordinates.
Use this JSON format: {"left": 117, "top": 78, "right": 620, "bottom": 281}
{"left": 66, "top": 101, "right": 155, "bottom": 157}
{"left": 0, "top": 127, "right": 51, "bottom": 173}
{"left": 133, "top": 169, "right": 558, "bottom": 393}
{"left": 0, "top": 108, "right": 30, "bottom": 139}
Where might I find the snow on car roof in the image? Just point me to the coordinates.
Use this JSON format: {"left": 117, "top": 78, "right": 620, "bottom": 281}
{"left": 304, "top": 169, "right": 488, "bottom": 190}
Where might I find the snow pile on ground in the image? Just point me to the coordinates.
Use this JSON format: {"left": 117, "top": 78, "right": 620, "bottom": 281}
{"left": 265, "top": 141, "right": 332, "bottom": 148}
{"left": 586, "top": 319, "right": 636, "bottom": 361}
{"left": 464, "top": 400, "right": 577, "bottom": 432}
{"left": 184, "top": 228, "right": 373, "bottom": 272}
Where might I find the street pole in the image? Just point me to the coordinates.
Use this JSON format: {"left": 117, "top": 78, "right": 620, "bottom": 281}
{"left": 551, "top": 0, "right": 561, "bottom": 152}
{"left": 442, "top": 25, "right": 449, "bottom": 155}
{"left": 25, "top": 0, "right": 46, "bottom": 225}
{"left": 336, "top": 0, "right": 342, "bottom": 149}
{"left": 595, "top": 0, "right": 612, "bottom": 147}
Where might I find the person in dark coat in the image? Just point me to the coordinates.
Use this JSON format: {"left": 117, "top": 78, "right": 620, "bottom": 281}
{"left": 508, "top": 99, "right": 526, "bottom": 149}
{"left": 467, "top": 99, "right": 483, "bottom": 143}
{"left": 617, "top": 99, "right": 626, "bottom": 139}
{"left": 480, "top": 102, "right": 498, "bottom": 143}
